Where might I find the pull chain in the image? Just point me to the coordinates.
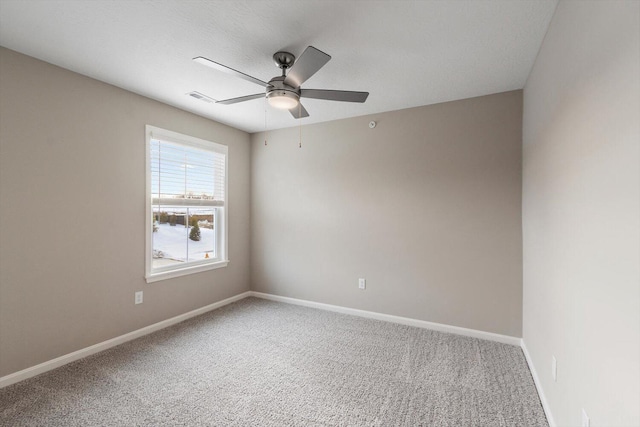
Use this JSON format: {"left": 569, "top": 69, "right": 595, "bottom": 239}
{"left": 298, "top": 103, "right": 302, "bottom": 148}
{"left": 264, "top": 100, "right": 268, "bottom": 146}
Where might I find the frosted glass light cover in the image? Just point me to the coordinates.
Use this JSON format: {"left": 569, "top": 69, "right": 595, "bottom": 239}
{"left": 267, "top": 91, "right": 299, "bottom": 109}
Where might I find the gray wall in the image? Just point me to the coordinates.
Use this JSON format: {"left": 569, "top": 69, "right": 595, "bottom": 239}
{"left": 0, "top": 48, "right": 251, "bottom": 377}
{"left": 522, "top": 1, "right": 639, "bottom": 425}
{"left": 251, "top": 91, "right": 523, "bottom": 337}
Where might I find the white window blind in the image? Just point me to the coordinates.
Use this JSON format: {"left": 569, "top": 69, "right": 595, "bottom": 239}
{"left": 150, "top": 136, "right": 226, "bottom": 208}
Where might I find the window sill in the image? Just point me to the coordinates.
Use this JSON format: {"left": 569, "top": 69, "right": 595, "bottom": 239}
{"left": 145, "top": 260, "right": 229, "bottom": 283}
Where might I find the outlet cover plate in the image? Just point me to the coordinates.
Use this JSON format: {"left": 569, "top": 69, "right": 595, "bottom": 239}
{"left": 358, "top": 278, "right": 366, "bottom": 290}
{"left": 135, "top": 291, "right": 143, "bottom": 305}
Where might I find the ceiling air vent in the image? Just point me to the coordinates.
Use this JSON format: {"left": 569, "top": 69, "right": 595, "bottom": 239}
{"left": 187, "top": 91, "right": 215, "bottom": 103}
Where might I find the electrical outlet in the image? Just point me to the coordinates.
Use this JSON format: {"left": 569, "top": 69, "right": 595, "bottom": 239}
{"left": 135, "top": 291, "right": 143, "bottom": 305}
{"left": 358, "top": 278, "right": 366, "bottom": 290}
{"left": 552, "top": 355, "right": 557, "bottom": 382}
{"left": 581, "top": 408, "right": 590, "bottom": 427}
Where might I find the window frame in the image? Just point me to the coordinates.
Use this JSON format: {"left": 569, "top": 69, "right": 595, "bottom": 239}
{"left": 145, "top": 125, "right": 229, "bottom": 283}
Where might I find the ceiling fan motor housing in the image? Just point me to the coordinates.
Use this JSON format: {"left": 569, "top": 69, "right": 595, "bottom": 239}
{"left": 266, "top": 76, "right": 300, "bottom": 108}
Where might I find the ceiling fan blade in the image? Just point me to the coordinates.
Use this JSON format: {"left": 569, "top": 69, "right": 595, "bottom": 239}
{"left": 216, "top": 93, "right": 264, "bottom": 105}
{"left": 300, "top": 89, "right": 369, "bottom": 103}
{"left": 284, "top": 46, "right": 331, "bottom": 88}
{"left": 289, "top": 103, "right": 310, "bottom": 119}
{"left": 193, "top": 56, "right": 269, "bottom": 88}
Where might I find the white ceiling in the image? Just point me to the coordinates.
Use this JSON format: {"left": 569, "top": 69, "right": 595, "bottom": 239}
{"left": 0, "top": 0, "right": 558, "bottom": 133}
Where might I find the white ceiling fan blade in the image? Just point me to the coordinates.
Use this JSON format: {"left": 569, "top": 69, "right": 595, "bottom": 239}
{"left": 193, "top": 56, "right": 269, "bottom": 88}
{"left": 289, "top": 103, "right": 309, "bottom": 119}
{"left": 216, "top": 93, "right": 265, "bottom": 105}
{"left": 300, "top": 89, "right": 369, "bottom": 103}
{"left": 284, "top": 46, "right": 331, "bottom": 88}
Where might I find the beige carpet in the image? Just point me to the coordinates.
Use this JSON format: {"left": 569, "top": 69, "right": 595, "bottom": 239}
{"left": 0, "top": 297, "right": 548, "bottom": 426}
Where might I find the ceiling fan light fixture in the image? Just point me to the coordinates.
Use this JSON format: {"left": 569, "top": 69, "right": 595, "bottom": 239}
{"left": 267, "top": 90, "right": 299, "bottom": 110}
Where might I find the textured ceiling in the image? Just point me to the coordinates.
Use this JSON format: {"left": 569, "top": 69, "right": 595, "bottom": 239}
{"left": 0, "top": 0, "right": 558, "bottom": 133}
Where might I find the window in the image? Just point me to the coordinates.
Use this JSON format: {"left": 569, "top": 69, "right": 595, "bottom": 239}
{"left": 145, "top": 125, "right": 228, "bottom": 282}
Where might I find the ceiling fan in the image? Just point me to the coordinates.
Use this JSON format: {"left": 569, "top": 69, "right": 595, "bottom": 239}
{"left": 193, "top": 46, "right": 369, "bottom": 119}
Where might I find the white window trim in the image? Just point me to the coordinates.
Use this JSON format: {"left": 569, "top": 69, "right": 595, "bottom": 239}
{"left": 145, "top": 125, "right": 229, "bottom": 283}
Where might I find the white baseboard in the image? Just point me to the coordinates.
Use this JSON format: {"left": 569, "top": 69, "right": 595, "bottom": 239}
{"left": 0, "top": 291, "right": 252, "bottom": 389}
{"left": 1, "top": 289, "right": 523, "bottom": 390}
{"left": 521, "top": 339, "right": 556, "bottom": 427}
{"left": 250, "top": 291, "right": 522, "bottom": 346}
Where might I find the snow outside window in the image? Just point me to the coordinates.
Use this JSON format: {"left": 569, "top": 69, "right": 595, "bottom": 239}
{"left": 145, "top": 125, "right": 228, "bottom": 283}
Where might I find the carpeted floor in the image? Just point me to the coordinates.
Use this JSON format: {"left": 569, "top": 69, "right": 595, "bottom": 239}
{"left": 0, "top": 297, "right": 548, "bottom": 426}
